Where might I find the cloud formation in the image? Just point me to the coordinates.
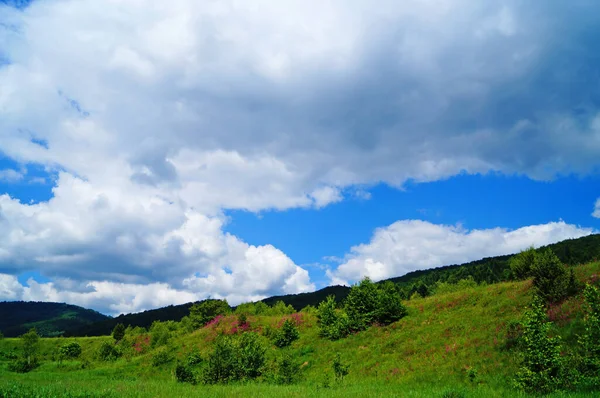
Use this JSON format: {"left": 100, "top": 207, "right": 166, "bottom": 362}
{"left": 0, "top": 1, "right": 599, "bottom": 313}
{"left": 329, "top": 221, "right": 595, "bottom": 284}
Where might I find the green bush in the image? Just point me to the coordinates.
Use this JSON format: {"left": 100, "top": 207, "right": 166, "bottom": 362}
{"left": 332, "top": 353, "right": 349, "bottom": 382}
{"left": 578, "top": 284, "right": 600, "bottom": 385}
{"left": 317, "top": 295, "right": 349, "bottom": 340}
{"left": 189, "top": 299, "right": 231, "bottom": 329}
{"left": 186, "top": 350, "right": 203, "bottom": 366}
{"left": 59, "top": 342, "right": 82, "bottom": 359}
{"left": 510, "top": 246, "right": 536, "bottom": 280}
{"left": 237, "top": 332, "right": 267, "bottom": 379}
{"left": 531, "top": 249, "right": 569, "bottom": 303}
{"left": 98, "top": 342, "right": 121, "bottom": 361}
{"left": 272, "top": 352, "right": 300, "bottom": 385}
{"left": 514, "top": 297, "right": 564, "bottom": 394}
{"left": 8, "top": 357, "right": 39, "bottom": 373}
{"left": 150, "top": 321, "right": 171, "bottom": 348}
{"left": 376, "top": 281, "right": 408, "bottom": 325}
{"left": 273, "top": 319, "right": 300, "bottom": 348}
{"left": 344, "top": 277, "right": 380, "bottom": 331}
{"left": 112, "top": 323, "right": 125, "bottom": 342}
{"left": 175, "top": 362, "right": 196, "bottom": 384}
{"left": 151, "top": 347, "right": 174, "bottom": 367}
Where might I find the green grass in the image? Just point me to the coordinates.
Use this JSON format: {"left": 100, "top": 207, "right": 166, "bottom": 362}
{"left": 1, "top": 261, "right": 599, "bottom": 397}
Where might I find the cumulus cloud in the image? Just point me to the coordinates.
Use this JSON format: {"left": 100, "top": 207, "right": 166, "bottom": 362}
{"left": 0, "top": 0, "right": 599, "bottom": 312}
{"left": 329, "top": 220, "right": 595, "bottom": 284}
{"left": 0, "top": 168, "right": 24, "bottom": 182}
{"left": 593, "top": 199, "right": 600, "bottom": 218}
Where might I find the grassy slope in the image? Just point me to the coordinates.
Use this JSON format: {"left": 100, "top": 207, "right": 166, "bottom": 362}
{"left": 1, "top": 261, "right": 598, "bottom": 397}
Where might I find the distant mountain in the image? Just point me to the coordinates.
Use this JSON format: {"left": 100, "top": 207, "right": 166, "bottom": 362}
{"left": 63, "top": 302, "right": 199, "bottom": 337}
{"left": 11, "top": 233, "right": 600, "bottom": 338}
{"left": 0, "top": 301, "right": 110, "bottom": 337}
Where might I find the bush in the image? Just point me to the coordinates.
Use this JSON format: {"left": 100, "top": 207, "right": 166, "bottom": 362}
{"left": 152, "top": 347, "right": 174, "bottom": 367}
{"left": 175, "top": 362, "right": 196, "bottom": 384}
{"left": 376, "top": 281, "right": 408, "bottom": 325}
{"left": 273, "top": 352, "right": 300, "bottom": 385}
{"left": 98, "top": 342, "right": 121, "bottom": 361}
{"left": 510, "top": 246, "right": 536, "bottom": 280}
{"left": 189, "top": 299, "right": 231, "bottom": 329}
{"left": 344, "top": 277, "right": 380, "bottom": 331}
{"left": 317, "top": 296, "right": 349, "bottom": 340}
{"left": 8, "top": 357, "right": 39, "bottom": 373}
{"left": 60, "top": 342, "right": 82, "bottom": 359}
{"left": 150, "top": 321, "right": 171, "bottom": 348}
{"left": 186, "top": 350, "right": 203, "bottom": 366}
{"left": 273, "top": 319, "right": 300, "bottom": 348}
{"left": 514, "top": 297, "right": 564, "bottom": 394}
{"left": 112, "top": 323, "right": 126, "bottom": 342}
{"left": 202, "top": 336, "right": 239, "bottom": 384}
{"left": 21, "top": 328, "right": 40, "bottom": 367}
{"left": 332, "top": 353, "right": 349, "bottom": 382}
{"left": 578, "top": 284, "right": 600, "bottom": 384}
{"left": 237, "top": 332, "right": 267, "bottom": 379}
{"left": 531, "top": 249, "right": 569, "bottom": 303}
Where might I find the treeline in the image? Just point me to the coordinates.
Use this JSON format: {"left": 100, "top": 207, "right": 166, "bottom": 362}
{"left": 0, "top": 301, "right": 109, "bottom": 338}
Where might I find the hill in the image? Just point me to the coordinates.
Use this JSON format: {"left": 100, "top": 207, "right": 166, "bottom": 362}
{"left": 0, "top": 301, "right": 109, "bottom": 338}
{"left": 1, "top": 260, "right": 598, "bottom": 397}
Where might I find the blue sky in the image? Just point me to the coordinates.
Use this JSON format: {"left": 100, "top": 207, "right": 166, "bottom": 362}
{"left": 1, "top": 0, "right": 600, "bottom": 315}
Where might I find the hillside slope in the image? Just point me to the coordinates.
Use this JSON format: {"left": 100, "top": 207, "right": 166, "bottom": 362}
{"left": 1, "top": 260, "right": 598, "bottom": 397}
{"left": 0, "top": 301, "right": 110, "bottom": 337}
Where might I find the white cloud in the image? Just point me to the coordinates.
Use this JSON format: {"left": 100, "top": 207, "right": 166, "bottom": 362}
{"left": 593, "top": 198, "right": 600, "bottom": 218}
{"left": 329, "top": 220, "right": 595, "bottom": 284}
{"left": 0, "top": 168, "right": 23, "bottom": 182}
{"left": 0, "top": 0, "right": 599, "bottom": 312}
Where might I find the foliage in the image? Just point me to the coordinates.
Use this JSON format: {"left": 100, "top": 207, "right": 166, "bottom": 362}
{"left": 344, "top": 277, "right": 380, "bottom": 331}
{"left": 202, "top": 335, "right": 239, "bottom": 384}
{"left": 332, "top": 353, "right": 349, "bottom": 382}
{"left": 59, "top": 342, "right": 82, "bottom": 359}
{"left": 237, "top": 313, "right": 248, "bottom": 327}
{"left": 112, "top": 323, "right": 125, "bottom": 342}
{"left": 151, "top": 347, "right": 174, "bottom": 367}
{"left": 150, "top": 321, "right": 171, "bottom": 348}
{"left": 8, "top": 357, "right": 39, "bottom": 373}
{"left": 21, "top": 328, "right": 40, "bottom": 366}
{"left": 273, "top": 319, "right": 300, "bottom": 348}
{"left": 189, "top": 299, "right": 231, "bottom": 329}
{"left": 272, "top": 351, "right": 300, "bottom": 385}
{"left": 531, "top": 249, "right": 569, "bottom": 303}
{"left": 509, "top": 246, "right": 537, "bottom": 280}
{"left": 433, "top": 276, "right": 478, "bottom": 295}
{"left": 578, "top": 284, "right": 600, "bottom": 384}
{"left": 186, "top": 350, "right": 203, "bottom": 366}
{"left": 97, "top": 342, "right": 121, "bottom": 361}
{"left": 316, "top": 295, "right": 349, "bottom": 340}
{"left": 237, "top": 332, "right": 267, "bottom": 379}
{"left": 375, "top": 281, "right": 408, "bottom": 325}
{"left": 514, "top": 297, "right": 564, "bottom": 394}
{"left": 174, "top": 362, "right": 196, "bottom": 384}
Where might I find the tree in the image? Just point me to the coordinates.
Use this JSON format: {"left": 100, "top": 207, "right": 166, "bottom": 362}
{"left": 112, "top": 323, "right": 126, "bottom": 342}
{"left": 273, "top": 319, "right": 300, "bottom": 348}
{"left": 531, "top": 249, "right": 569, "bottom": 303}
{"left": 344, "top": 277, "right": 380, "bottom": 331}
{"left": 514, "top": 297, "right": 563, "bottom": 394}
{"left": 189, "top": 299, "right": 231, "bottom": 329}
{"left": 21, "top": 328, "right": 40, "bottom": 367}
{"left": 317, "top": 295, "right": 349, "bottom": 340}
{"left": 510, "top": 246, "right": 537, "bottom": 280}
{"left": 578, "top": 284, "right": 600, "bottom": 384}
{"left": 59, "top": 342, "right": 82, "bottom": 359}
{"left": 376, "top": 281, "right": 408, "bottom": 325}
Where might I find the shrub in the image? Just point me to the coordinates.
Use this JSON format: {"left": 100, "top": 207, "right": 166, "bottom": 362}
{"left": 189, "top": 299, "right": 231, "bottom": 329}
{"left": 317, "top": 296, "right": 349, "bottom": 340}
{"left": 175, "top": 362, "right": 196, "bottom": 384}
{"left": 202, "top": 335, "right": 239, "bottom": 384}
{"left": 8, "top": 357, "right": 39, "bottom": 373}
{"left": 60, "top": 342, "right": 82, "bottom": 359}
{"left": 376, "top": 281, "right": 408, "bottom": 325}
{"left": 21, "top": 328, "right": 40, "bottom": 367}
{"left": 150, "top": 321, "right": 171, "bottom": 348}
{"left": 332, "top": 353, "right": 349, "bottom": 382}
{"left": 112, "top": 323, "right": 126, "bottom": 342}
{"left": 237, "top": 332, "right": 267, "bottom": 379}
{"left": 344, "top": 277, "right": 380, "bottom": 331}
{"left": 578, "top": 284, "right": 600, "bottom": 384}
{"left": 273, "top": 351, "right": 300, "bottom": 385}
{"left": 273, "top": 319, "right": 300, "bottom": 348}
{"left": 510, "top": 246, "right": 537, "bottom": 280}
{"left": 531, "top": 249, "right": 570, "bottom": 303}
{"left": 237, "top": 312, "right": 248, "bottom": 327}
{"left": 514, "top": 297, "right": 564, "bottom": 394}
{"left": 186, "top": 350, "right": 203, "bottom": 366}
{"left": 152, "top": 347, "right": 174, "bottom": 367}
{"left": 98, "top": 342, "right": 121, "bottom": 361}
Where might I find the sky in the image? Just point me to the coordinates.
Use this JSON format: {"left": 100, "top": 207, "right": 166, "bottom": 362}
{"left": 0, "top": 0, "right": 599, "bottom": 316}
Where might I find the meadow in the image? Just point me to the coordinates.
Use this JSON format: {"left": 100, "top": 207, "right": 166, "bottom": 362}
{"left": 1, "top": 260, "right": 599, "bottom": 398}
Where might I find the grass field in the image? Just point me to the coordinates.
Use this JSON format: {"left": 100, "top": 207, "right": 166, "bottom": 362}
{"left": 1, "top": 261, "right": 599, "bottom": 397}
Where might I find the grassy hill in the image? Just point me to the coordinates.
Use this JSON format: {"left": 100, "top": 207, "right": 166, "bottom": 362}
{"left": 1, "top": 260, "right": 598, "bottom": 397}
{"left": 0, "top": 302, "right": 110, "bottom": 338}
